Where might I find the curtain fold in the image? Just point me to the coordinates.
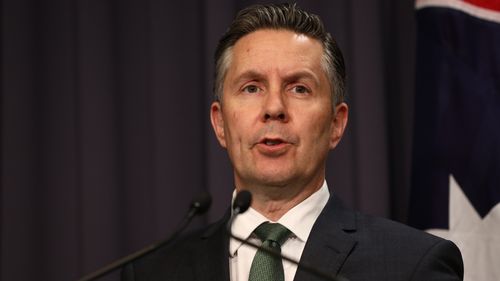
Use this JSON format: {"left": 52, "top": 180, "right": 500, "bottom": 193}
{"left": 0, "top": 1, "right": 415, "bottom": 280}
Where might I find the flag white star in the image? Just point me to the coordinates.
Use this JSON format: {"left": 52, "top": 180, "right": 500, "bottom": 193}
{"left": 427, "top": 174, "right": 500, "bottom": 281}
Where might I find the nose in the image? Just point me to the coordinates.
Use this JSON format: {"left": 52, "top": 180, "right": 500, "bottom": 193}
{"left": 262, "top": 88, "right": 288, "bottom": 122}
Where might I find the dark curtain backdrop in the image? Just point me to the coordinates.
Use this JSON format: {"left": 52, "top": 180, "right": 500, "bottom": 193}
{"left": 1, "top": 0, "right": 416, "bottom": 280}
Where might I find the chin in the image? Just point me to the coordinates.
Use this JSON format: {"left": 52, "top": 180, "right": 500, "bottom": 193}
{"left": 253, "top": 171, "right": 297, "bottom": 187}
{"left": 235, "top": 164, "right": 300, "bottom": 188}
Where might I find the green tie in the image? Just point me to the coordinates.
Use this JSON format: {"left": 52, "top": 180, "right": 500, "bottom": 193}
{"left": 248, "top": 222, "right": 291, "bottom": 281}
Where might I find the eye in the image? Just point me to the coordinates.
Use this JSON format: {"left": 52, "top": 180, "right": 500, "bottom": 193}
{"left": 290, "top": 85, "right": 310, "bottom": 94}
{"left": 242, "top": 85, "right": 261, "bottom": 94}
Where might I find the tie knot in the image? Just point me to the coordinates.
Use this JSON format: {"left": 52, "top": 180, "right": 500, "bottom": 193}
{"left": 253, "top": 222, "right": 291, "bottom": 246}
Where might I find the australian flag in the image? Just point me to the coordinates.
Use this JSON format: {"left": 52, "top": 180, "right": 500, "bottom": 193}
{"left": 409, "top": 0, "right": 500, "bottom": 280}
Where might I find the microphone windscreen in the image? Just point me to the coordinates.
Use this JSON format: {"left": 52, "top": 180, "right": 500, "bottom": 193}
{"left": 190, "top": 191, "right": 212, "bottom": 215}
{"left": 233, "top": 190, "right": 252, "bottom": 214}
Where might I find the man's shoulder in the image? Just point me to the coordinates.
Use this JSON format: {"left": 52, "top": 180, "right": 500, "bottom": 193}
{"left": 333, "top": 202, "right": 458, "bottom": 260}
{"left": 355, "top": 210, "right": 441, "bottom": 244}
{"left": 322, "top": 196, "right": 448, "bottom": 248}
{"left": 312, "top": 197, "right": 463, "bottom": 280}
{"left": 335, "top": 209, "right": 463, "bottom": 280}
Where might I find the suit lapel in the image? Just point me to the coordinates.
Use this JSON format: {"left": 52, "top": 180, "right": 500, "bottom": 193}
{"left": 194, "top": 211, "right": 231, "bottom": 281}
{"left": 293, "top": 196, "right": 357, "bottom": 281}
{"left": 191, "top": 196, "right": 357, "bottom": 281}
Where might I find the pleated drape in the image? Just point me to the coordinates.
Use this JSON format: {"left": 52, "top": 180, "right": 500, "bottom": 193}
{"left": 0, "top": 1, "right": 416, "bottom": 280}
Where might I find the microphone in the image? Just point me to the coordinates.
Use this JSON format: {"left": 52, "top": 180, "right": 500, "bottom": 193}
{"left": 188, "top": 191, "right": 213, "bottom": 217}
{"left": 77, "top": 191, "right": 212, "bottom": 281}
{"left": 226, "top": 190, "right": 252, "bottom": 233}
{"left": 227, "top": 191, "right": 349, "bottom": 281}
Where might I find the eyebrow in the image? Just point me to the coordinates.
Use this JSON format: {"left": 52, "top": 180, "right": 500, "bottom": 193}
{"left": 231, "top": 70, "right": 266, "bottom": 87}
{"left": 282, "top": 70, "right": 320, "bottom": 87}
{"left": 231, "top": 69, "right": 321, "bottom": 87}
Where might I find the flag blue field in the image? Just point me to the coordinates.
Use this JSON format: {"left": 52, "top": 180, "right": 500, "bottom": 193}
{"left": 410, "top": 0, "right": 500, "bottom": 280}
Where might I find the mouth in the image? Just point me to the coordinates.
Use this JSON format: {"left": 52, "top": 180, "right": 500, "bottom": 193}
{"left": 253, "top": 136, "right": 294, "bottom": 156}
{"left": 262, "top": 138, "right": 286, "bottom": 146}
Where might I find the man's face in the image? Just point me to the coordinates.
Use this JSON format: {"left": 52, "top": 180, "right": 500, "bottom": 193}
{"left": 211, "top": 29, "right": 348, "bottom": 191}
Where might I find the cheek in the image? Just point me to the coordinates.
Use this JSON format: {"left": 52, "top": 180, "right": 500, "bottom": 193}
{"left": 298, "top": 109, "right": 333, "bottom": 145}
{"left": 224, "top": 110, "right": 247, "bottom": 145}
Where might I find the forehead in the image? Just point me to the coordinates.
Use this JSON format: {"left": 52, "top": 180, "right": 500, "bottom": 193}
{"left": 227, "top": 29, "right": 326, "bottom": 77}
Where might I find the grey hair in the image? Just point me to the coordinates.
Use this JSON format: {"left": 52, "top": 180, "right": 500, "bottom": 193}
{"left": 213, "top": 3, "right": 346, "bottom": 106}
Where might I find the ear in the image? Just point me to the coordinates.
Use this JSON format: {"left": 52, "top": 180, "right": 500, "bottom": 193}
{"left": 210, "top": 101, "right": 227, "bottom": 148}
{"left": 330, "top": 102, "right": 348, "bottom": 149}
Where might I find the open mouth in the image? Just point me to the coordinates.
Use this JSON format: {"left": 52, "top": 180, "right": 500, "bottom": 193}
{"left": 254, "top": 137, "right": 291, "bottom": 155}
{"left": 262, "top": 138, "right": 285, "bottom": 146}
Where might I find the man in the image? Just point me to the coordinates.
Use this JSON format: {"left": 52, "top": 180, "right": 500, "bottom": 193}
{"left": 122, "top": 3, "right": 463, "bottom": 281}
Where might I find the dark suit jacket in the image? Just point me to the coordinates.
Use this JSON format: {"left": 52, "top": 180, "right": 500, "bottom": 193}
{"left": 122, "top": 196, "right": 463, "bottom": 281}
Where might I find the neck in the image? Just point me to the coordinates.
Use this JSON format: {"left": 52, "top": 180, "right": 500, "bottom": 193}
{"left": 236, "top": 176, "right": 324, "bottom": 221}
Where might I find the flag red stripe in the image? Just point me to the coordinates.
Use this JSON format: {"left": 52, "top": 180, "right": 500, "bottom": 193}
{"left": 463, "top": 0, "right": 500, "bottom": 12}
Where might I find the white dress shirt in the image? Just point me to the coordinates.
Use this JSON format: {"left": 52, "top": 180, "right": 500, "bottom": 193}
{"left": 229, "top": 181, "right": 330, "bottom": 281}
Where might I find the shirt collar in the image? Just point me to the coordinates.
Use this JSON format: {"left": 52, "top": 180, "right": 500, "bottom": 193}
{"left": 229, "top": 180, "right": 330, "bottom": 256}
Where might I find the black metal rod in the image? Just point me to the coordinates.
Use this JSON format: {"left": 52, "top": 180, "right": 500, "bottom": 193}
{"left": 76, "top": 208, "right": 196, "bottom": 281}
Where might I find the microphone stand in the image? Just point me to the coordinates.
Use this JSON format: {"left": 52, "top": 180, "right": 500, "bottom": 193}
{"left": 77, "top": 192, "right": 211, "bottom": 281}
